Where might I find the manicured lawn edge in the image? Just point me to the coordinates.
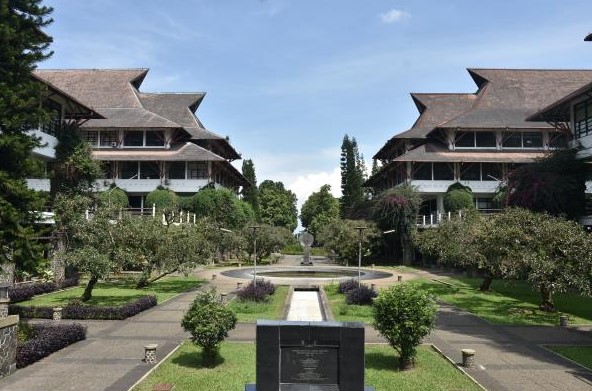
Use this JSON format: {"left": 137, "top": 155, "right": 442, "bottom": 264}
{"left": 430, "top": 344, "right": 487, "bottom": 391}
{"left": 543, "top": 345, "right": 592, "bottom": 372}
{"left": 227, "top": 285, "right": 290, "bottom": 322}
{"left": 128, "top": 341, "right": 184, "bottom": 391}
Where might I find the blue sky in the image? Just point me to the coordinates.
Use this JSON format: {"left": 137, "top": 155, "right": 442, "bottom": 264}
{"left": 43, "top": 0, "right": 592, "bottom": 211}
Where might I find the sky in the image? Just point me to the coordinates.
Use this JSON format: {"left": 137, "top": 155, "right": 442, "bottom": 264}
{"left": 42, "top": 0, "right": 592, "bottom": 216}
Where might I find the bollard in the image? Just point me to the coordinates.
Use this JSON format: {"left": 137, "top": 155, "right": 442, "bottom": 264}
{"left": 220, "top": 293, "right": 228, "bottom": 303}
{"left": 144, "top": 344, "right": 158, "bottom": 364}
{"left": 371, "top": 284, "right": 376, "bottom": 291}
{"left": 461, "top": 349, "right": 476, "bottom": 368}
{"left": 53, "top": 307, "right": 63, "bottom": 321}
{"left": 238, "top": 263, "right": 242, "bottom": 268}
{"left": 237, "top": 282, "right": 243, "bottom": 289}
{"left": 559, "top": 315, "right": 568, "bottom": 327}
{"left": 212, "top": 274, "right": 217, "bottom": 280}
{"left": 397, "top": 275, "right": 402, "bottom": 282}
{"left": 371, "top": 264, "right": 375, "bottom": 269}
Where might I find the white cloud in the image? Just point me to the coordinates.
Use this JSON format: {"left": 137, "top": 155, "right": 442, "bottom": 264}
{"left": 379, "top": 9, "right": 410, "bottom": 24}
{"left": 287, "top": 167, "right": 341, "bottom": 213}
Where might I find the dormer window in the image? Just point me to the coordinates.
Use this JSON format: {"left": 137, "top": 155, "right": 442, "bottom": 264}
{"left": 502, "top": 132, "right": 542, "bottom": 149}
{"left": 455, "top": 131, "right": 496, "bottom": 148}
{"left": 122, "top": 130, "right": 165, "bottom": 147}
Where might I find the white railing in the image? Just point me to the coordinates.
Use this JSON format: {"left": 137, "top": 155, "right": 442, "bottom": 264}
{"left": 417, "top": 209, "right": 501, "bottom": 227}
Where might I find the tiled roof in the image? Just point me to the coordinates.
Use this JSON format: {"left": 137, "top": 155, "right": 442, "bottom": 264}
{"left": 81, "top": 108, "right": 181, "bottom": 129}
{"left": 92, "top": 142, "right": 225, "bottom": 161}
{"left": 440, "top": 69, "right": 592, "bottom": 129}
{"left": 527, "top": 81, "right": 592, "bottom": 122}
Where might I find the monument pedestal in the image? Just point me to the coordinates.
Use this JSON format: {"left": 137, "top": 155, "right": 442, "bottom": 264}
{"left": 245, "top": 385, "right": 375, "bottom": 391}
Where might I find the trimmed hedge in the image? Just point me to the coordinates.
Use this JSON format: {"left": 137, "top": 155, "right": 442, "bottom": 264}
{"left": 9, "top": 277, "right": 80, "bottom": 303}
{"left": 338, "top": 278, "right": 359, "bottom": 294}
{"left": 17, "top": 322, "right": 87, "bottom": 368}
{"left": 9, "top": 295, "right": 157, "bottom": 320}
{"left": 345, "top": 285, "right": 378, "bottom": 305}
{"left": 237, "top": 279, "right": 276, "bottom": 302}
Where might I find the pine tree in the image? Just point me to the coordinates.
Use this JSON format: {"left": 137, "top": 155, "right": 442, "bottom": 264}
{"left": 241, "top": 159, "right": 260, "bottom": 219}
{"left": 0, "top": 0, "right": 54, "bottom": 262}
{"left": 340, "top": 134, "right": 366, "bottom": 218}
{"left": 371, "top": 159, "right": 381, "bottom": 176}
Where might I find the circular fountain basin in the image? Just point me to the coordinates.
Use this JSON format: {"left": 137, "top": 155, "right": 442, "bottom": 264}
{"left": 220, "top": 266, "right": 392, "bottom": 283}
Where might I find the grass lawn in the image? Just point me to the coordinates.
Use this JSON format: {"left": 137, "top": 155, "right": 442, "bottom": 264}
{"left": 410, "top": 276, "right": 592, "bottom": 326}
{"left": 18, "top": 276, "right": 204, "bottom": 307}
{"left": 324, "top": 284, "right": 374, "bottom": 323}
{"left": 227, "top": 285, "right": 289, "bottom": 322}
{"left": 133, "top": 342, "right": 481, "bottom": 391}
{"left": 546, "top": 346, "right": 592, "bottom": 371}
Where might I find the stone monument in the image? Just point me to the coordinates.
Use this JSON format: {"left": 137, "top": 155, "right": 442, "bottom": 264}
{"left": 246, "top": 320, "right": 374, "bottom": 391}
{"left": 300, "top": 232, "right": 314, "bottom": 266}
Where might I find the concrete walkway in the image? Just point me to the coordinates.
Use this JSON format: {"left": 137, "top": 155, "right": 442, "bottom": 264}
{"left": 1, "top": 259, "right": 591, "bottom": 390}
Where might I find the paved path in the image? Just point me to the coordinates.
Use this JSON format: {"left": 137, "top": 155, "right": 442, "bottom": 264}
{"left": 1, "top": 260, "right": 591, "bottom": 390}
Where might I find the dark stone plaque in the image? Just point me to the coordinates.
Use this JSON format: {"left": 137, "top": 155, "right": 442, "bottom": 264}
{"left": 280, "top": 346, "right": 338, "bottom": 384}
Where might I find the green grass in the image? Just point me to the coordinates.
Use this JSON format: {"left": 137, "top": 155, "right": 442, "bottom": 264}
{"left": 19, "top": 276, "right": 204, "bottom": 307}
{"left": 227, "top": 286, "right": 289, "bottom": 322}
{"left": 546, "top": 346, "right": 592, "bottom": 371}
{"left": 410, "top": 276, "right": 592, "bottom": 326}
{"left": 324, "top": 284, "right": 374, "bottom": 323}
{"left": 133, "top": 342, "right": 481, "bottom": 391}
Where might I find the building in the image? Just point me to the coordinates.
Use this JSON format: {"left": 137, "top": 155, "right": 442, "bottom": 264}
{"left": 33, "top": 69, "right": 249, "bottom": 210}
{"left": 366, "top": 69, "right": 592, "bottom": 220}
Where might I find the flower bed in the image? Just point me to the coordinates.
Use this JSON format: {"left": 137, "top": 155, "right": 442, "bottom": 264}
{"left": 9, "top": 295, "right": 157, "bottom": 320}
{"left": 17, "top": 322, "right": 87, "bottom": 368}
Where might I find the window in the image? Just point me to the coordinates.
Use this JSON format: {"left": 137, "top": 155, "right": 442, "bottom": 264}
{"left": 124, "top": 131, "right": 143, "bottom": 147}
{"left": 140, "top": 162, "right": 159, "bottom": 179}
{"left": 412, "top": 163, "right": 432, "bottom": 180}
{"left": 502, "top": 132, "right": 543, "bottom": 149}
{"left": 460, "top": 163, "right": 480, "bottom": 181}
{"left": 82, "top": 131, "right": 98, "bottom": 147}
{"left": 168, "top": 162, "right": 186, "bottom": 179}
{"left": 433, "top": 163, "right": 454, "bottom": 180}
{"left": 187, "top": 162, "right": 208, "bottom": 179}
{"left": 476, "top": 198, "right": 494, "bottom": 211}
{"left": 40, "top": 99, "right": 62, "bottom": 136}
{"left": 100, "top": 131, "right": 119, "bottom": 147}
{"left": 120, "top": 162, "right": 139, "bottom": 179}
{"left": 574, "top": 98, "right": 592, "bottom": 139}
{"left": 102, "top": 161, "right": 115, "bottom": 179}
{"left": 146, "top": 131, "right": 165, "bottom": 146}
{"left": 481, "top": 163, "right": 502, "bottom": 181}
{"left": 455, "top": 131, "right": 496, "bottom": 148}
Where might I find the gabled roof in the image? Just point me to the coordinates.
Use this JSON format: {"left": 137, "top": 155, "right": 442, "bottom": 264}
{"left": 92, "top": 142, "right": 225, "bottom": 161}
{"left": 373, "top": 93, "right": 474, "bottom": 159}
{"left": 440, "top": 69, "right": 592, "bottom": 129}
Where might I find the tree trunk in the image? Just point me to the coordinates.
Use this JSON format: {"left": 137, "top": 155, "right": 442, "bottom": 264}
{"left": 202, "top": 345, "right": 220, "bottom": 367}
{"left": 136, "top": 267, "right": 152, "bottom": 289}
{"left": 539, "top": 285, "right": 556, "bottom": 312}
{"left": 479, "top": 275, "right": 493, "bottom": 291}
{"left": 81, "top": 275, "right": 98, "bottom": 302}
{"left": 398, "top": 348, "right": 415, "bottom": 370}
{"left": 148, "top": 268, "right": 179, "bottom": 284}
{"left": 400, "top": 236, "right": 415, "bottom": 266}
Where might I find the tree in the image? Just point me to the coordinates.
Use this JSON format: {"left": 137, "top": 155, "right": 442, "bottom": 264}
{"left": 242, "top": 224, "right": 293, "bottom": 262}
{"left": 181, "top": 288, "right": 237, "bottom": 366}
{"left": 0, "top": 0, "right": 54, "bottom": 264}
{"left": 340, "top": 134, "right": 366, "bottom": 218}
{"left": 258, "top": 180, "right": 298, "bottom": 232}
{"left": 98, "top": 186, "right": 129, "bottom": 209}
{"left": 372, "top": 185, "right": 421, "bottom": 264}
{"left": 373, "top": 284, "right": 437, "bottom": 370}
{"left": 300, "top": 184, "right": 339, "bottom": 239}
{"left": 443, "top": 182, "right": 474, "bottom": 212}
{"left": 504, "top": 149, "right": 589, "bottom": 220}
{"left": 188, "top": 187, "right": 255, "bottom": 230}
{"left": 241, "top": 159, "right": 260, "bottom": 219}
{"left": 146, "top": 187, "right": 178, "bottom": 223}
{"left": 317, "top": 219, "right": 381, "bottom": 265}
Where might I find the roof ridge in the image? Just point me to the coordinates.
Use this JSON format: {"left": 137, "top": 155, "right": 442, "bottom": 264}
{"left": 467, "top": 67, "right": 592, "bottom": 72}
{"left": 36, "top": 68, "right": 149, "bottom": 72}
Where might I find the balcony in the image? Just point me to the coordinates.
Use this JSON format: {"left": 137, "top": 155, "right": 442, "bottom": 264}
{"left": 410, "top": 180, "right": 500, "bottom": 194}
{"left": 96, "top": 178, "right": 211, "bottom": 193}
{"left": 26, "top": 179, "right": 50, "bottom": 192}
{"left": 28, "top": 128, "right": 58, "bottom": 160}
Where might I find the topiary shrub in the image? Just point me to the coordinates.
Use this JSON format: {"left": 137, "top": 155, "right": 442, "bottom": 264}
{"left": 237, "top": 279, "right": 276, "bottom": 302}
{"left": 16, "top": 323, "right": 86, "bottom": 368}
{"left": 372, "top": 284, "right": 437, "bottom": 370}
{"left": 443, "top": 182, "right": 474, "bottom": 212}
{"left": 146, "top": 188, "right": 178, "bottom": 210}
{"left": 98, "top": 187, "right": 129, "bottom": 208}
{"left": 181, "top": 289, "right": 237, "bottom": 367}
{"left": 338, "top": 278, "right": 358, "bottom": 294}
{"left": 345, "top": 285, "right": 378, "bottom": 305}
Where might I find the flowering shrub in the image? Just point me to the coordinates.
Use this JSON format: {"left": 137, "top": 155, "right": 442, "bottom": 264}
{"left": 9, "top": 277, "right": 80, "bottom": 303}
{"left": 237, "top": 279, "right": 276, "bottom": 302}
{"left": 9, "top": 295, "right": 157, "bottom": 320}
{"left": 345, "top": 285, "right": 378, "bottom": 305}
{"left": 17, "top": 323, "right": 87, "bottom": 368}
{"left": 338, "top": 278, "right": 358, "bottom": 294}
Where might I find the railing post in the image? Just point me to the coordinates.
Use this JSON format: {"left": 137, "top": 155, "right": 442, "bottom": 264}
{"left": 448, "top": 211, "right": 451, "bottom": 220}
{"left": 152, "top": 204, "right": 156, "bottom": 218}
{"left": 422, "top": 215, "right": 426, "bottom": 226}
{"left": 85, "top": 209, "right": 89, "bottom": 220}
{"left": 430, "top": 214, "right": 433, "bottom": 226}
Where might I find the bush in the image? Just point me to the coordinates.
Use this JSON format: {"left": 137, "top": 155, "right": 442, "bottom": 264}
{"left": 345, "top": 285, "right": 377, "bottom": 305}
{"left": 372, "top": 284, "right": 437, "bottom": 370}
{"left": 181, "top": 289, "right": 237, "bottom": 366}
{"left": 338, "top": 279, "right": 358, "bottom": 294}
{"left": 443, "top": 183, "right": 474, "bottom": 212}
{"left": 146, "top": 188, "right": 178, "bottom": 210}
{"left": 237, "top": 279, "right": 276, "bottom": 302}
{"left": 98, "top": 187, "right": 129, "bottom": 208}
{"left": 9, "top": 277, "right": 80, "bottom": 303}
{"left": 17, "top": 322, "right": 87, "bottom": 368}
{"left": 9, "top": 295, "right": 157, "bottom": 320}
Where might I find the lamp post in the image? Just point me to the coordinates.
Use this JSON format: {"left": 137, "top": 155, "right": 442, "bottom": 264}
{"left": 355, "top": 226, "right": 367, "bottom": 288}
{"left": 250, "top": 225, "right": 260, "bottom": 287}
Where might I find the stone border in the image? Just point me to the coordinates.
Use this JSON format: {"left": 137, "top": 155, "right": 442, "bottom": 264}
{"left": 429, "top": 344, "right": 487, "bottom": 391}
{"left": 539, "top": 344, "right": 592, "bottom": 374}
{"left": 126, "top": 342, "right": 183, "bottom": 391}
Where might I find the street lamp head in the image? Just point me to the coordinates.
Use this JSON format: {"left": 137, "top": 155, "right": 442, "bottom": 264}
{"left": 585, "top": 32, "right": 592, "bottom": 41}
{"left": 383, "top": 229, "right": 396, "bottom": 234}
